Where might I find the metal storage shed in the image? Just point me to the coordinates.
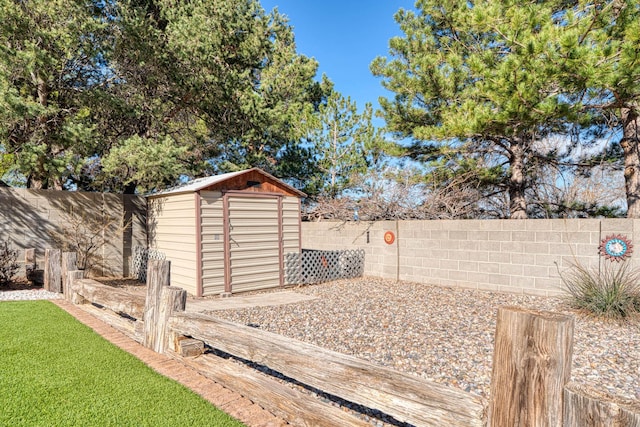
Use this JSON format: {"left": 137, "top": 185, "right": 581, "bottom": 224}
{"left": 147, "top": 168, "right": 305, "bottom": 296}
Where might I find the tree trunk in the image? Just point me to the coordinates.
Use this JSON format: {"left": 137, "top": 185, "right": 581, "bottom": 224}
{"left": 27, "top": 175, "right": 45, "bottom": 190}
{"left": 31, "top": 70, "right": 48, "bottom": 107}
{"left": 509, "top": 142, "right": 528, "bottom": 219}
{"left": 25, "top": 69, "right": 51, "bottom": 191}
{"left": 621, "top": 106, "right": 640, "bottom": 218}
{"left": 123, "top": 182, "right": 137, "bottom": 195}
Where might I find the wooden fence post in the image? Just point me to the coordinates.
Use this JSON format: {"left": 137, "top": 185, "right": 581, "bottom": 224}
{"left": 61, "top": 252, "right": 77, "bottom": 294}
{"left": 488, "top": 307, "right": 574, "bottom": 427}
{"left": 65, "top": 270, "right": 85, "bottom": 302}
{"left": 44, "top": 249, "right": 62, "bottom": 293}
{"left": 25, "top": 248, "right": 36, "bottom": 278}
{"left": 155, "top": 286, "right": 186, "bottom": 353}
{"left": 143, "top": 260, "right": 171, "bottom": 350}
{"left": 563, "top": 383, "right": 640, "bottom": 427}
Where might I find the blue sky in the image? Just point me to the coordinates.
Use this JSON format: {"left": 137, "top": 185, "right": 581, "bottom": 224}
{"left": 260, "top": 1, "right": 415, "bottom": 114}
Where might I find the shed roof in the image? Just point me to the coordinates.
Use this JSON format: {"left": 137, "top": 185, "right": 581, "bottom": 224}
{"left": 149, "top": 168, "right": 306, "bottom": 198}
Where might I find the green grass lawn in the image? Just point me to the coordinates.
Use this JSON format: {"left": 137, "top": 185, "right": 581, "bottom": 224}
{"left": 0, "top": 300, "right": 245, "bottom": 427}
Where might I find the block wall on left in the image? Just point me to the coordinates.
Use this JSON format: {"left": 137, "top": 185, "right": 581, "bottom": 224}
{"left": 0, "top": 188, "right": 147, "bottom": 277}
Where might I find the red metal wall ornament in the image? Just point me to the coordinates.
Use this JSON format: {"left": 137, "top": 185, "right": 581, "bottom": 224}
{"left": 384, "top": 231, "right": 395, "bottom": 245}
{"left": 598, "top": 234, "right": 633, "bottom": 262}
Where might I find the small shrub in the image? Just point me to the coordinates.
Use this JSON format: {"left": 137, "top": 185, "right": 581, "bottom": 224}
{"left": 0, "top": 241, "right": 19, "bottom": 286}
{"left": 558, "top": 260, "right": 640, "bottom": 319}
{"left": 52, "top": 206, "right": 130, "bottom": 276}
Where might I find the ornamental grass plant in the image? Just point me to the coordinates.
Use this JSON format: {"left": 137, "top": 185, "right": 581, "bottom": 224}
{"left": 558, "top": 260, "right": 640, "bottom": 320}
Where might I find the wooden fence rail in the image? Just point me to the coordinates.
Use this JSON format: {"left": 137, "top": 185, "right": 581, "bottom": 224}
{"left": 65, "top": 272, "right": 147, "bottom": 342}
{"left": 180, "top": 351, "right": 375, "bottom": 426}
{"left": 69, "top": 278, "right": 146, "bottom": 319}
{"left": 168, "top": 312, "right": 486, "bottom": 427}
{"left": 61, "top": 256, "right": 640, "bottom": 427}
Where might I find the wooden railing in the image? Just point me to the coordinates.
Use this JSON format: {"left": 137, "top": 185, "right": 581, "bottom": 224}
{"left": 60, "top": 259, "right": 640, "bottom": 427}
{"left": 168, "top": 311, "right": 485, "bottom": 426}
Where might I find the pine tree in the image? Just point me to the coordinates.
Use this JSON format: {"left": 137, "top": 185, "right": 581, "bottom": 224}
{"left": 98, "top": 0, "right": 324, "bottom": 192}
{"left": 558, "top": 0, "right": 640, "bottom": 217}
{"left": 371, "top": 0, "right": 584, "bottom": 218}
{"left": 0, "top": 0, "right": 323, "bottom": 193}
{"left": 303, "top": 80, "right": 385, "bottom": 198}
{"left": 0, "top": 0, "right": 109, "bottom": 189}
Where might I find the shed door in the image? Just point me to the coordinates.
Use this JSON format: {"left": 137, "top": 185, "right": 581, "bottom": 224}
{"left": 227, "top": 195, "right": 282, "bottom": 293}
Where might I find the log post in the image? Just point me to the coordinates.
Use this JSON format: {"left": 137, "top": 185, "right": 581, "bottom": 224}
{"left": 488, "top": 307, "right": 574, "bottom": 427}
{"left": 621, "top": 407, "right": 640, "bottom": 426}
{"left": 563, "top": 384, "right": 640, "bottom": 427}
{"left": 154, "top": 286, "right": 187, "bottom": 353}
{"left": 143, "top": 260, "right": 171, "bottom": 350}
{"left": 65, "top": 270, "right": 85, "bottom": 302}
{"left": 25, "top": 248, "right": 36, "bottom": 280}
{"left": 61, "top": 252, "right": 77, "bottom": 295}
{"left": 44, "top": 249, "right": 62, "bottom": 293}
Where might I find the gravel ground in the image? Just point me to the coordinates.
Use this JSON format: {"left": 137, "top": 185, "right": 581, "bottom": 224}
{"left": 0, "top": 288, "right": 62, "bottom": 301}
{"left": 4, "top": 277, "right": 637, "bottom": 416}
{"left": 207, "top": 277, "right": 640, "bottom": 406}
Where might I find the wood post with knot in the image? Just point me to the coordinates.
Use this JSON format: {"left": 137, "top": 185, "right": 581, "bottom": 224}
{"left": 143, "top": 259, "right": 187, "bottom": 354}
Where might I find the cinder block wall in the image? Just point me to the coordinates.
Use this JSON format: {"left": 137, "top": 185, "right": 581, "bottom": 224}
{"left": 301, "top": 219, "right": 640, "bottom": 296}
{"left": 0, "top": 188, "right": 147, "bottom": 277}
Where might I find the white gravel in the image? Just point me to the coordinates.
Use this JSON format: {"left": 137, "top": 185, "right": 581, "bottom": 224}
{"left": 0, "top": 288, "right": 63, "bottom": 301}
{"left": 208, "top": 277, "right": 640, "bottom": 406}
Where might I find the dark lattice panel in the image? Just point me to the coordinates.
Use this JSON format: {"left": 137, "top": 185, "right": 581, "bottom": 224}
{"left": 132, "top": 246, "right": 166, "bottom": 282}
{"left": 285, "top": 249, "right": 365, "bottom": 285}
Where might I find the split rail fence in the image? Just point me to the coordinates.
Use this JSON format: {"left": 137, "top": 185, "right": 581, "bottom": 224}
{"left": 36, "top": 249, "right": 640, "bottom": 427}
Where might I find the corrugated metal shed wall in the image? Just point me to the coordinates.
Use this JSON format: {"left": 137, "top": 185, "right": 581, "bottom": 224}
{"left": 200, "top": 190, "right": 225, "bottom": 296}
{"left": 227, "top": 195, "right": 281, "bottom": 293}
{"left": 148, "top": 193, "right": 198, "bottom": 295}
{"left": 149, "top": 172, "right": 303, "bottom": 296}
{"left": 282, "top": 196, "right": 301, "bottom": 254}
